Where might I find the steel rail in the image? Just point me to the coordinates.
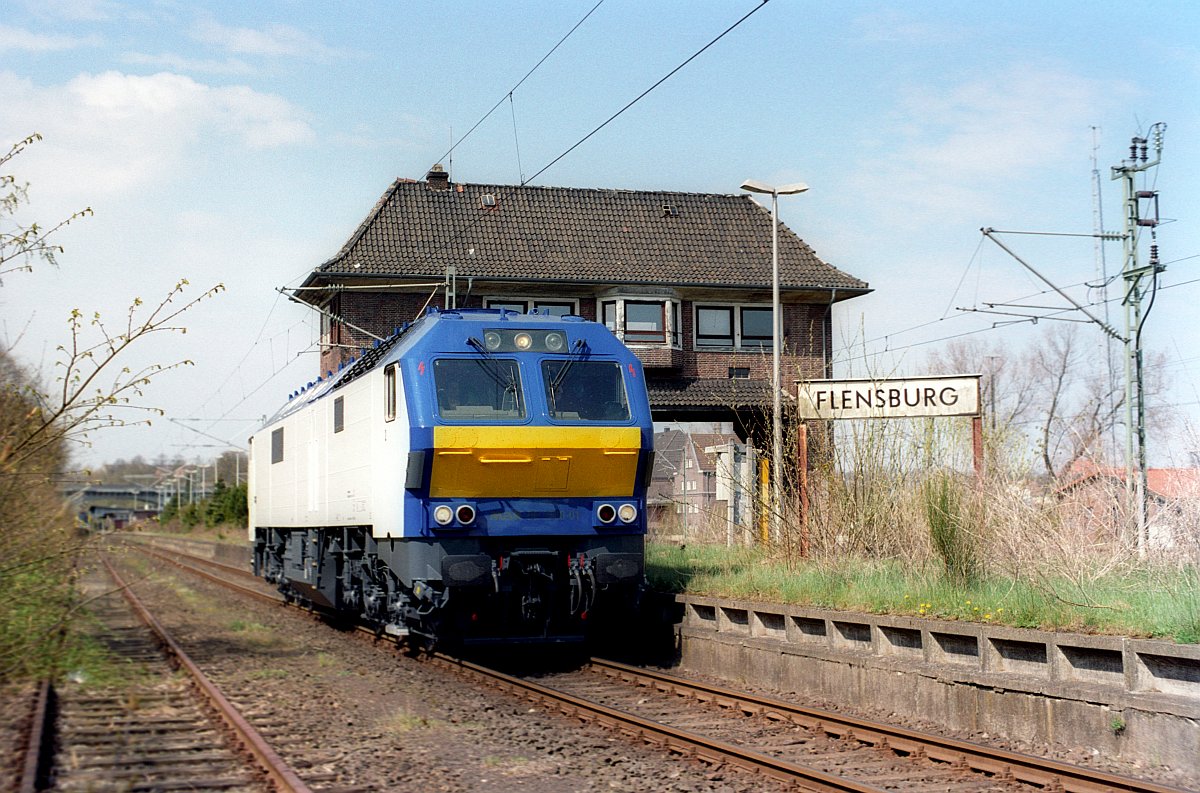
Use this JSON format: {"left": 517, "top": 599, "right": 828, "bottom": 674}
{"left": 101, "top": 557, "right": 313, "bottom": 793}
{"left": 133, "top": 539, "right": 1191, "bottom": 793}
{"left": 16, "top": 680, "right": 54, "bottom": 793}
{"left": 433, "top": 653, "right": 888, "bottom": 793}
{"left": 590, "top": 658, "right": 1191, "bottom": 793}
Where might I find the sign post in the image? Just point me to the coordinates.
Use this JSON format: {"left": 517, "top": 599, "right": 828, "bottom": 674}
{"left": 794, "top": 374, "right": 985, "bottom": 532}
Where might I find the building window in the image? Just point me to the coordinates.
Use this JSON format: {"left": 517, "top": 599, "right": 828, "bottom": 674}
{"left": 624, "top": 301, "right": 665, "bottom": 342}
{"left": 333, "top": 396, "right": 344, "bottom": 433}
{"left": 486, "top": 299, "right": 527, "bottom": 314}
{"left": 534, "top": 300, "right": 576, "bottom": 316}
{"left": 484, "top": 297, "right": 579, "bottom": 316}
{"left": 271, "top": 427, "right": 284, "bottom": 464}
{"left": 740, "top": 307, "right": 774, "bottom": 348}
{"left": 728, "top": 367, "right": 750, "bottom": 379}
{"left": 601, "top": 300, "right": 618, "bottom": 332}
{"left": 696, "top": 303, "right": 776, "bottom": 350}
{"left": 384, "top": 364, "right": 397, "bottom": 422}
{"left": 599, "top": 297, "right": 680, "bottom": 346}
{"left": 696, "top": 306, "right": 734, "bottom": 347}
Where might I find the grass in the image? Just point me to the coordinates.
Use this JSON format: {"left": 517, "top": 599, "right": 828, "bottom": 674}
{"left": 646, "top": 542, "right": 1200, "bottom": 644}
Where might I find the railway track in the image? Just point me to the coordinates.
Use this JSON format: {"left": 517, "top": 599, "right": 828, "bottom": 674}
{"left": 127, "top": 536, "right": 1192, "bottom": 793}
{"left": 22, "top": 557, "right": 317, "bottom": 793}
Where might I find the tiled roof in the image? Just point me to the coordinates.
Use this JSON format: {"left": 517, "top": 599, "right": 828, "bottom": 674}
{"left": 303, "top": 178, "right": 868, "bottom": 294}
{"left": 646, "top": 377, "right": 777, "bottom": 409}
{"left": 1059, "top": 459, "right": 1200, "bottom": 501}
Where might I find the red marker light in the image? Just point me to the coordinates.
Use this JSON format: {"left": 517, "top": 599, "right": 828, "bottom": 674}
{"left": 418, "top": 361, "right": 426, "bottom": 375}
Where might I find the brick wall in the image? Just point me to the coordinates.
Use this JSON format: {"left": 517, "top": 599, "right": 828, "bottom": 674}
{"left": 321, "top": 292, "right": 833, "bottom": 385}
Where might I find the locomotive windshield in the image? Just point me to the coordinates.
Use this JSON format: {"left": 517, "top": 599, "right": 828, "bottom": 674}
{"left": 434, "top": 358, "right": 525, "bottom": 420}
{"left": 542, "top": 360, "right": 630, "bottom": 421}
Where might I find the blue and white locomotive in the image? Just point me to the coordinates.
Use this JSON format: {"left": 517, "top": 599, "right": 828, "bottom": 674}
{"left": 248, "top": 307, "right": 653, "bottom": 645}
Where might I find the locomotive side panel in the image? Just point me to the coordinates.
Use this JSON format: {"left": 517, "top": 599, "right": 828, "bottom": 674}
{"left": 323, "top": 375, "right": 375, "bottom": 526}
{"left": 369, "top": 362, "right": 413, "bottom": 539}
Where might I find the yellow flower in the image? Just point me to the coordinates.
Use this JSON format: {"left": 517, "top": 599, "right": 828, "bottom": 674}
{"left": 984, "top": 613, "right": 992, "bottom": 620}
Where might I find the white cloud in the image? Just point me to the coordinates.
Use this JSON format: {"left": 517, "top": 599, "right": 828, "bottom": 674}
{"left": 20, "top": 0, "right": 120, "bottom": 22}
{"left": 848, "top": 64, "right": 1133, "bottom": 226}
{"left": 192, "top": 17, "right": 342, "bottom": 59}
{"left": 0, "top": 70, "right": 314, "bottom": 201}
{"left": 852, "top": 11, "right": 962, "bottom": 45}
{"left": 0, "top": 24, "right": 101, "bottom": 52}
{"left": 120, "top": 51, "right": 256, "bottom": 77}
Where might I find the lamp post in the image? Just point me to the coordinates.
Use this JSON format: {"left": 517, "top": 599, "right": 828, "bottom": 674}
{"left": 740, "top": 178, "right": 809, "bottom": 544}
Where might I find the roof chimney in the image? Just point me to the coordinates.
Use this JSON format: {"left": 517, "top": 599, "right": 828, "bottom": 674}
{"left": 426, "top": 163, "right": 450, "bottom": 191}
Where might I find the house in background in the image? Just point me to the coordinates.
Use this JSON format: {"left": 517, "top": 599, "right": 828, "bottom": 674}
{"left": 1056, "top": 459, "right": 1200, "bottom": 548}
{"left": 647, "top": 428, "right": 749, "bottom": 541}
{"left": 291, "top": 166, "right": 870, "bottom": 445}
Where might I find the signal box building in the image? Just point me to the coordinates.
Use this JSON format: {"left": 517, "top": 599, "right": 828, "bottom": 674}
{"left": 294, "top": 166, "right": 869, "bottom": 441}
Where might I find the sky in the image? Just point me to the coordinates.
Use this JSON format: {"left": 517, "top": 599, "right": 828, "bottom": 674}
{"left": 1, "top": 0, "right": 1197, "bottom": 472}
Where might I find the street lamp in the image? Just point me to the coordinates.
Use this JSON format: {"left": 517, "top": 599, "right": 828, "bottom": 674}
{"left": 740, "top": 178, "right": 809, "bottom": 544}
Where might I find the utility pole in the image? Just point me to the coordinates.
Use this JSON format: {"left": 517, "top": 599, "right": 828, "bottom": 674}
{"left": 1111, "top": 122, "right": 1166, "bottom": 556}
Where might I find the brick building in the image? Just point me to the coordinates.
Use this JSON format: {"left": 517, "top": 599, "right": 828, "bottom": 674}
{"left": 294, "top": 166, "right": 870, "bottom": 439}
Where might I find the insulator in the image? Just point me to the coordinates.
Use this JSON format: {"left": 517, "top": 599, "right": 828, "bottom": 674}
{"left": 1139, "top": 142, "right": 1148, "bottom": 162}
{"left": 1130, "top": 139, "right": 1138, "bottom": 159}
{"left": 1150, "top": 244, "right": 1159, "bottom": 264}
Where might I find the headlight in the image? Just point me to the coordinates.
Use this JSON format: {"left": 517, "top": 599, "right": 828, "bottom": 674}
{"left": 514, "top": 332, "right": 533, "bottom": 350}
{"left": 455, "top": 504, "right": 476, "bottom": 525}
{"left": 545, "top": 332, "right": 565, "bottom": 352}
{"left": 433, "top": 505, "right": 454, "bottom": 525}
{"left": 484, "top": 331, "right": 502, "bottom": 350}
{"left": 596, "top": 503, "right": 616, "bottom": 524}
{"left": 617, "top": 504, "right": 638, "bottom": 524}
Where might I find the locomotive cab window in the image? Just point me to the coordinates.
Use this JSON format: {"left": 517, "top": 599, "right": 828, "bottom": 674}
{"left": 271, "top": 427, "right": 284, "bottom": 463}
{"left": 333, "top": 396, "right": 344, "bottom": 433}
{"left": 384, "top": 364, "right": 397, "bottom": 422}
{"left": 542, "top": 360, "right": 630, "bottom": 422}
{"left": 435, "top": 358, "right": 525, "bottom": 420}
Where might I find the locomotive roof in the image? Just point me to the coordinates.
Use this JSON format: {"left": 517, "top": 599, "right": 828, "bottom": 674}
{"left": 263, "top": 308, "right": 609, "bottom": 426}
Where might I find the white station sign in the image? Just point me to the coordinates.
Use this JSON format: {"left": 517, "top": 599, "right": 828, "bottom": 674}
{"left": 797, "top": 375, "right": 982, "bottom": 420}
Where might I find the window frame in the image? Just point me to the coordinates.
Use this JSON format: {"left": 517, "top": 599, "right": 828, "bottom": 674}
{"left": 540, "top": 359, "right": 631, "bottom": 423}
{"left": 692, "top": 302, "right": 777, "bottom": 351}
{"left": 695, "top": 305, "right": 735, "bottom": 348}
{"left": 739, "top": 305, "right": 775, "bottom": 349}
{"left": 433, "top": 357, "right": 526, "bottom": 422}
{"left": 596, "top": 297, "right": 681, "bottom": 348}
{"left": 384, "top": 364, "right": 397, "bottom": 422}
{"left": 484, "top": 297, "right": 579, "bottom": 317}
{"left": 270, "top": 427, "right": 284, "bottom": 464}
{"left": 333, "top": 396, "right": 345, "bottom": 433}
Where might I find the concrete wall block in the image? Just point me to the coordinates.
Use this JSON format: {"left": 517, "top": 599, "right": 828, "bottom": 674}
{"left": 688, "top": 601, "right": 718, "bottom": 631}
{"left": 718, "top": 605, "right": 750, "bottom": 635}
{"left": 1055, "top": 636, "right": 1126, "bottom": 687}
{"left": 929, "top": 628, "right": 982, "bottom": 668}
{"left": 751, "top": 609, "right": 788, "bottom": 641}
{"left": 831, "top": 619, "right": 874, "bottom": 654}
{"left": 1132, "top": 651, "right": 1200, "bottom": 698}
{"left": 987, "top": 636, "right": 1051, "bottom": 679}
{"left": 789, "top": 615, "right": 829, "bottom": 645}
{"left": 879, "top": 625, "right": 923, "bottom": 660}
{"left": 975, "top": 686, "right": 1051, "bottom": 743}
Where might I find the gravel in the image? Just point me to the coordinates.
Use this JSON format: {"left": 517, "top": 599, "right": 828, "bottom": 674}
{"left": 106, "top": 548, "right": 785, "bottom": 793}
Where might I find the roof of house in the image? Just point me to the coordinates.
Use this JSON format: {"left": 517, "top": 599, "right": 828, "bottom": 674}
{"left": 1058, "top": 459, "right": 1200, "bottom": 500}
{"left": 299, "top": 175, "right": 869, "bottom": 298}
{"left": 646, "top": 377, "right": 776, "bottom": 409}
